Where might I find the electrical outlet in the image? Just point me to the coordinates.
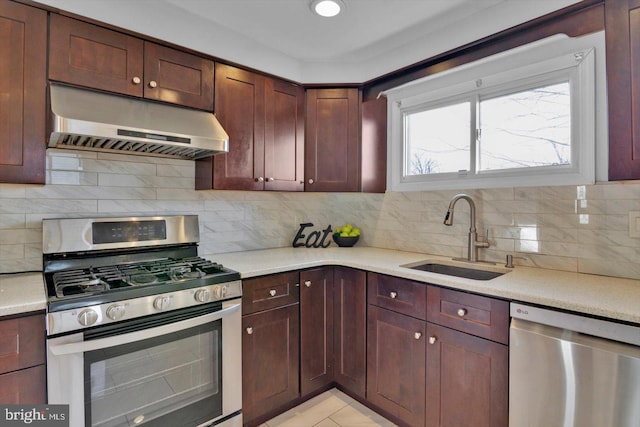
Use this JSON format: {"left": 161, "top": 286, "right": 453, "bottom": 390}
{"left": 629, "top": 211, "right": 640, "bottom": 238}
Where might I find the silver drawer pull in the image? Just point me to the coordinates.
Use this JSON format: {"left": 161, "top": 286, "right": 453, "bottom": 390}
{"left": 246, "top": 327, "right": 253, "bottom": 335}
{"left": 414, "top": 332, "right": 422, "bottom": 340}
{"left": 304, "top": 280, "right": 312, "bottom": 287}
{"left": 390, "top": 291, "right": 398, "bottom": 299}
{"left": 428, "top": 336, "right": 437, "bottom": 345}
{"left": 269, "top": 289, "right": 277, "bottom": 297}
{"left": 457, "top": 308, "right": 467, "bottom": 317}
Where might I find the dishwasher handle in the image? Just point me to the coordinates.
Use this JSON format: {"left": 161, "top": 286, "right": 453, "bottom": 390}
{"left": 511, "top": 303, "right": 640, "bottom": 347}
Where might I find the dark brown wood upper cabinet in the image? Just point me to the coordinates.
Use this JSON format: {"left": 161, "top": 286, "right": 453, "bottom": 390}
{"left": 212, "top": 64, "right": 266, "bottom": 190}
{"left": 264, "top": 78, "right": 304, "bottom": 191}
{"left": 201, "top": 63, "right": 304, "bottom": 191}
{"left": 49, "top": 14, "right": 144, "bottom": 97}
{"left": 606, "top": 0, "right": 640, "bottom": 180}
{"left": 49, "top": 15, "right": 214, "bottom": 111}
{"left": 0, "top": 0, "right": 46, "bottom": 184}
{"left": 305, "top": 88, "right": 361, "bottom": 192}
{"left": 144, "top": 42, "right": 213, "bottom": 111}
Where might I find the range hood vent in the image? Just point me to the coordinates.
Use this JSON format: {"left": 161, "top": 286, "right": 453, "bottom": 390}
{"left": 49, "top": 84, "right": 229, "bottom": 160}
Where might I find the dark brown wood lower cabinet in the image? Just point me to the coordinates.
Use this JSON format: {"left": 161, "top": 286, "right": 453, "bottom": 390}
{"left": 0, "top": 365, "right": 46, "bottom": 404}
{"left": 367, "top": 306, "right": 426, "bottom": 427}
{"left": 300, "top": 267, "right": 334, "bottom": 397}
{"left": 333, "top": 267, "right": 367, "bottom": 398}
{"left": 242, "top": 304, "right": 299, "bottom": 424}
{"left": 426, "top": 323, "right": 508, "bottom": 427}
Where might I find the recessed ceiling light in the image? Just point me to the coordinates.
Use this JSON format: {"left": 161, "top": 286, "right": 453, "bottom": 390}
{"left": 310, "top": 0, "right": 345, "bottom": 18}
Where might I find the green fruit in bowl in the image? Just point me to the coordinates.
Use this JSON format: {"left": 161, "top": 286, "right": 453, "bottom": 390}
{"left": 334, "top": 223, "right": 361, "bottom": 240}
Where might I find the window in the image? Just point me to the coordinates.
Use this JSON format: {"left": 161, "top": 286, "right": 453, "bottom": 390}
{"left": 386, "top": 33, "right": 604, "bottom": 191}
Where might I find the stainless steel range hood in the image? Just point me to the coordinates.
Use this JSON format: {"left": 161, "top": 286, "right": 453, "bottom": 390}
{"left": 48, "top": 84, "right": 229, "bottom": 160}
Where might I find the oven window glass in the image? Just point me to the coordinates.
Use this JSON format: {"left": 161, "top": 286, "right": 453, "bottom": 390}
{"left": 85, "top": 320, "right": 222, "bottom": 427}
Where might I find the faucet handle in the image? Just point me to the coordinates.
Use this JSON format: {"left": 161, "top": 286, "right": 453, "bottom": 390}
{"left": 475, "top": 228, "right": 490, "bottom": 249}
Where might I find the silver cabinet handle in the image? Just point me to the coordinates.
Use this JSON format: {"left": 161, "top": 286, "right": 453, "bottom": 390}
{"left": 414, "top": 332, "right": 422, "bottom": 340}
{"left": 304, "top": 280, "right": 311, "bottom": 287}
{"left": 149, "top": 80, "right": 158, "bottom": 88}
{"left": 429, "top": 336, "right": 437, "bottom": 344}
{"left": 269, "top": 289, "right": 276, "bottom": 297}
{"left": 267, "top": 177, "right": 274, "bottom": 182}
{"left": 256, "top": 177, "right": 264, "bottom": 182}
{"left": 308, "top": 179, "right": 314, "bottom": 184}
{"left": 390, "top": 291, "right": 398, "bottom": 299}
{"left": 132, "top": 76, "right": 141, "bottom": 85}
{"left": 246, "top": 327, "right": 253, "bottom": 335}
{"left": 457, "top": 308, "right": 467, "bottom": 317}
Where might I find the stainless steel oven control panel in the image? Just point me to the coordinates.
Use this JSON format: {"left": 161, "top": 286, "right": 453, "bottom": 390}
{"left": 47, "top": 280, "right": 242, "bottom": 336}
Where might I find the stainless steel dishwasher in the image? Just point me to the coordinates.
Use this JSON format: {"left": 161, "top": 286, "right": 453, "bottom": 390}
{"left": 509, "top": 303, "right": 640, "bottom": 427}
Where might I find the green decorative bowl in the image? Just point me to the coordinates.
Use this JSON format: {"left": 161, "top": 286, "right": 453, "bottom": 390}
{"left": 333, "top": 235, "right": 360, "bottom": 247}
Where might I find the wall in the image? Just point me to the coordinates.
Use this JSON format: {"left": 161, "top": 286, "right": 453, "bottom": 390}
{"left": 1, "top": 149, "right": 639, "bottom": 281}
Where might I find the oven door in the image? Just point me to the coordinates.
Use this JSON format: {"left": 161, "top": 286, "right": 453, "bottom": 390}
{"left": 47, "top": 300, "right": 242, "bottom": 427}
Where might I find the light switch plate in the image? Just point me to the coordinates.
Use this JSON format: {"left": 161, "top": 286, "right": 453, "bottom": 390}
{"left": 629, "top": 211, "right": 640, "bottom": 237}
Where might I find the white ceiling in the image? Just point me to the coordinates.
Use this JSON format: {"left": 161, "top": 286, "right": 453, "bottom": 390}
{"left": 37, "top": 0, "right": 582, "bottom": 84}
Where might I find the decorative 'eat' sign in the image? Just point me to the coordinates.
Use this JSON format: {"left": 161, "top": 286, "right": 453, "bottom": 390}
{"left": 292, "top": 223, "right": 333, "bottom": 248}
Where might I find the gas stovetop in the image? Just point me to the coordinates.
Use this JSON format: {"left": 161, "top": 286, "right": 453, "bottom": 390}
{"left": 42, "top": 216, "right": 242, "bottom": 332}
{"left": 50, "top": 256, "right": 230, "bottom": 298}
{"left": 44, "top": 253, "right": 240, "bottom": 313}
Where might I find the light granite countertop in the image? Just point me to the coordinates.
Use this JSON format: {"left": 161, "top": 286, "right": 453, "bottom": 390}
{"left": 0, "top": 272, "right": 46, "bottom": 317}
{"left": 210, "top": 247, "right": 640, "bottom": 324}
{"left": 2, "top": 247, "right": 639, "bottom": 324}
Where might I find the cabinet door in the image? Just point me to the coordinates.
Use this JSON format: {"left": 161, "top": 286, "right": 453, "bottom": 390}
{"left": 300, "top": 267, "right": 334, "bottom": 396}
{"left": 305, "top": 88, "right": 360, "bottom": 192}
{"left": 144, "top": 42, "right": 214, "bottom": 111}
{"left": 49, "top": 14, "right": 144, "bottom": 97}
{"left": 333, "top": 267, "right": 366, "bottom": 398}
{"left": 426, "top": 323, "right": 508, "bottom": 427}
{"left": 242, "top": 305, "right": 299, "bottom": 424}
{"left": 606, "top": 0, "right": 640, "bottom": 179}
{"left": 264, "top": 78, "right": 304, "bottom": 191}
{"left": 0, "top": 0, "right": 46, "bottom": 184}
{"left": 213, "top": 64, "right": 265, "bottom": 190}
{"left": 367, "top": 306, "right": 426, "bottom": 427}
{"left": 0, "top": 314, "right": 45, "bottom": 374}
{"left": 0, "top": 365, "right": 46, "bottom": 404}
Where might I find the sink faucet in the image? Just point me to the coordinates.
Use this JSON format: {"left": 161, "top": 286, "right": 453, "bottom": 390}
{"left": 443, "top": 193, "right": 489, "bottom": 262}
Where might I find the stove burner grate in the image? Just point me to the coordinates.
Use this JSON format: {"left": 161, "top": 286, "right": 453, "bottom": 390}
{"left": 49, "top": 256, "right": 228, "bottom": 298}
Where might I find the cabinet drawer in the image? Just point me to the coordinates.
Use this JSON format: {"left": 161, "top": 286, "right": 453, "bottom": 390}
{"left": 243, "top": 272, "right": 300, "bottom": 315}
{"left": 0, "top": 314, "right": 45, "bottom": 375}
{"left": 367, "top": 273, "right": 427, "bottom": 320}
{"left": 426, "top": 286, "right": 509, "bottom": 344}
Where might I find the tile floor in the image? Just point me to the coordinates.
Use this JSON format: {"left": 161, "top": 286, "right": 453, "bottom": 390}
{"left": 259, "top": 388, "right": 397, "bottom": 427}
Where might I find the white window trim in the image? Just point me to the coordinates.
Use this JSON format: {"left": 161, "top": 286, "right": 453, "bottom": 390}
{"left": 384, "top": 32, "right": 606, "bottom": 192}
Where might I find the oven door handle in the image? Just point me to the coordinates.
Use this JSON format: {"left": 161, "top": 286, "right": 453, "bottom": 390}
{"left": 49, "top": 302, "right": 240, "bottom": 356}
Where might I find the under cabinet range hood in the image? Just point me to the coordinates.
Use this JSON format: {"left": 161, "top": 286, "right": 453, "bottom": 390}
{"left": 48, "top": 84, "right": 229, "bottom": 160}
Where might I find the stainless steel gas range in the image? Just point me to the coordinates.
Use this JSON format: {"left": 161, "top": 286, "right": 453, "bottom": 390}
{"left": 43, "top": 215, "right": 242, "bottom": 427}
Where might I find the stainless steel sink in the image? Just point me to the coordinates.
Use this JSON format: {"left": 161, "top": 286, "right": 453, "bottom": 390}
{"left": 402, "top": 261, "right": 506, "bottom": 280}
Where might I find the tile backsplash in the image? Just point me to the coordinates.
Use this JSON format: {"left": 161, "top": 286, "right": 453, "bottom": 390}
{"left": 1, "top": 149, "right": 639, "bottom": 281}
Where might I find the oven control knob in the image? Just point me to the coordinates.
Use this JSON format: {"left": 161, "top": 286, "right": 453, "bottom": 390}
{"left": 106, "top": 304, "right": 126, "bottom": 321}
{"left": 212, "top": 286, "right": 223, "bottom": 300}
{"left": 153, "top": 296, "right": 171, "bottom": 311}
{"left": 78, "top": 309, "right": 99, "bottom": 327}
{"left": 195, "top": 289, "right": 211, "bottom": 303}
